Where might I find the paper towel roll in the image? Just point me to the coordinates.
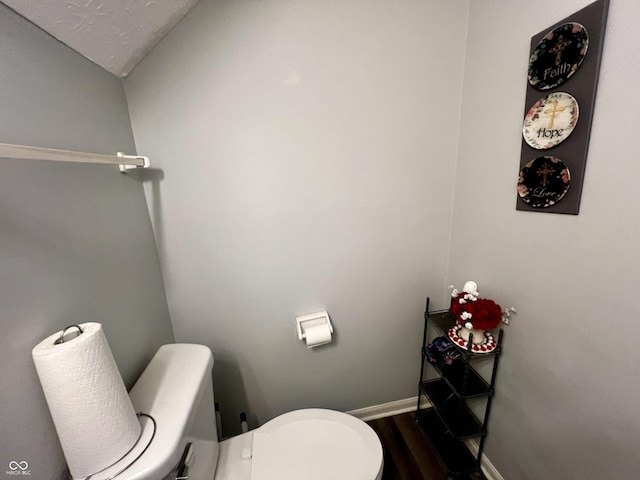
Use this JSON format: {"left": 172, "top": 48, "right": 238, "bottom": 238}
{"left": 305, "top": 323, "right": 332, "bottom": 348}
{"left": 32, "top": 323, "right": 141, "bottom": 479}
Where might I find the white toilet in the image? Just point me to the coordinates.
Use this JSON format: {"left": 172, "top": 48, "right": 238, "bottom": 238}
{"left": 90, "top": 343, "right": 384, "bottom": 480}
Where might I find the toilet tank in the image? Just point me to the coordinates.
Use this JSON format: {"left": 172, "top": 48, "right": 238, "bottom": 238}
{"left": 116, "top": 344, "right": 220, "bottom": 479}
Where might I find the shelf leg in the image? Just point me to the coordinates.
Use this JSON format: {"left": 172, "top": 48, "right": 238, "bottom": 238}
{"left": 416, "top": 297, "right": 430, "bottom": 423}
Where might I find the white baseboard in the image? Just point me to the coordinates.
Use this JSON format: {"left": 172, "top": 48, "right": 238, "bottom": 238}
{"left": 348, "top": 397, "right": 503, "bottom": 480}
{"left": 465, "top": 438, "right": 504, "bottom": 480}
{"left": 347, "top": 396, "right": 431, "bottom": 422}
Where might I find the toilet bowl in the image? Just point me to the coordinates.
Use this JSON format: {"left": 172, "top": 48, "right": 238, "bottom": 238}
{"left": 90, "top": 344, "right": 383, "bottom": 480}
{"left": 215, "top": 409, "right": 383, "bottom": 480}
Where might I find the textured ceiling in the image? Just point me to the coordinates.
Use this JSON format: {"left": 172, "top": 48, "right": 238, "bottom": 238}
{"left": 2, "top": 0, "right": 201, "bottom": 78}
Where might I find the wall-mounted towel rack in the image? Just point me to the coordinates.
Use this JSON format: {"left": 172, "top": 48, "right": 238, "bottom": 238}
{"left": 0, "top": 142, "right": 150, "bottom": 173}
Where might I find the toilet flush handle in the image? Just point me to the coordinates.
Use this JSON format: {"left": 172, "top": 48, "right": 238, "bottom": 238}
{"left": 175, "top": 442, "right": 193, "bottom": 480}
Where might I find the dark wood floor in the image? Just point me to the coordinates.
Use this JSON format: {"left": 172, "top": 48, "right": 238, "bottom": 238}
{"left": 367, "top": 412, "right": 486, "bottom": 480}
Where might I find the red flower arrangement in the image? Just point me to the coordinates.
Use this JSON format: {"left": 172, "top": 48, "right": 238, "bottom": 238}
{"left": 451, "top": 281, "right": 503, "bottom": 331}
{"left": 454, "top": 297, "right": 502, "bottom": 330}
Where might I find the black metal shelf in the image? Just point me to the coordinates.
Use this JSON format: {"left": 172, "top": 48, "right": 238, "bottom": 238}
{"left": 416, "top": 297, "right": 504, "bottom": 479}
{"left": 417, "top": 409, "right": 479, "bottom": 476}
{"left": 420, "top": 379, "right": 484, "bottom": 439}
{"left": 422, "top": 348, "right": 492, "bottom": 399}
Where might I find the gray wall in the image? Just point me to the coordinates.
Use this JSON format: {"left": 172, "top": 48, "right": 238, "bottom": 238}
{"left": 13, "top": 0, "right": 631, "bottom": 477}
{"left": 124, "top": 0, "right": 469, "bottom": 436}
{"left": 450, "top": 1, "right": 640, "bottom": 479}
{"left": 0, "top": 5, "right": 174, "bottom": 479}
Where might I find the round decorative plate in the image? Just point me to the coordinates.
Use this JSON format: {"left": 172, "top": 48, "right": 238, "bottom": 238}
{"left": 518, "top": 156, "right": 571, "bottom": 208}
{"left": 523, "top": 92, "right": 579, "bottom": 149}
{"left": 447, "top": 325, "right": 497, "bottom": 354}
{"left": 528, "top": 22, "right": 589, "bottom": 91}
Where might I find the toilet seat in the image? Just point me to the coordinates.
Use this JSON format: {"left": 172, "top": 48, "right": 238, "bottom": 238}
{"left": 250, "top": 409, "right": 383, "bottom": 480}
{"left": 214, "top": 409, "right": 383, "bottom": 480}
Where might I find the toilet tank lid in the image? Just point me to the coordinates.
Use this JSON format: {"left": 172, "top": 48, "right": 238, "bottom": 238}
{"left": 129, "top": 343, "right": 213, "bottom": 410}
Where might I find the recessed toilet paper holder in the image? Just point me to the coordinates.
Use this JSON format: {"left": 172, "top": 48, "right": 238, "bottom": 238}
{"left": 296, "top": 311, "right": 333, "bottom": 341}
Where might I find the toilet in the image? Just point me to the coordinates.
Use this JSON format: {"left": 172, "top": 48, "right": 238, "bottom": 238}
{"left": 90, "top": 343, "right": 384, "bottom": 480}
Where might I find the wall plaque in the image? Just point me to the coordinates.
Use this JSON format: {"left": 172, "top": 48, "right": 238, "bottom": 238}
{"left": 516, "top": 0, "right": 609, "bottom": 215}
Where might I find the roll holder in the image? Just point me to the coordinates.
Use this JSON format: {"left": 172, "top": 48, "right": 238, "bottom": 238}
{"left": 295, "top": 311, "right": 333, "bottom": 341}
{"left": 53, "top": 324, "right": 84, "bottom": 345}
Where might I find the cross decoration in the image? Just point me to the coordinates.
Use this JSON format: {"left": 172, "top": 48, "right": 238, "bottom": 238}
{"left": 550, "top": 34, "right": 572, "bottom": 66}
{"left": 536, "top": 161, "right": 555, "bottom": 187}
{"left": 543, "top": 98, "right": 566, "bottom": 129}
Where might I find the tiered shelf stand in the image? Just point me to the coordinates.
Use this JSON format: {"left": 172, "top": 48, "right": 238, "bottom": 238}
{"left": 416, "top": 297, "right": 504, "bottom": 478}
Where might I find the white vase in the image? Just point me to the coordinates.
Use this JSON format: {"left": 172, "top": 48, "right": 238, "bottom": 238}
{"left": 460, "top": 326, "right": 485, "bottom": 345}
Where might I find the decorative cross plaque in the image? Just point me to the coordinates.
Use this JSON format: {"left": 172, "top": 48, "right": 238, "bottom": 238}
{"left": 517, "top": 0, "right": 609, "bottom": 215}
